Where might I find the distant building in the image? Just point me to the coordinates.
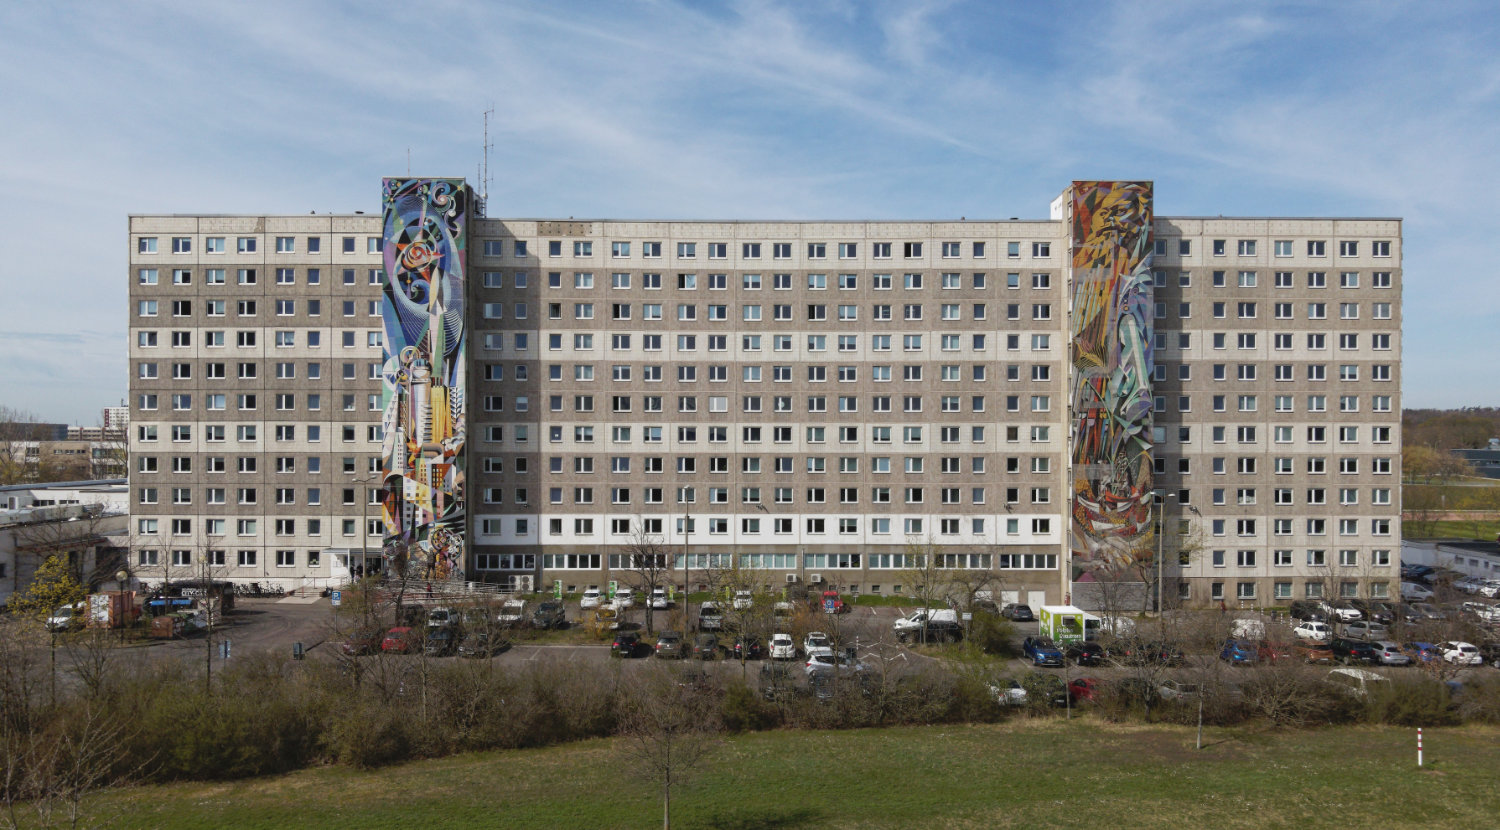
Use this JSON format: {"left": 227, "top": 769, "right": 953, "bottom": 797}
{"left": 0, "top": 479, "right": 129, "bottom": 606}
{"left": 1455, "top": 439, "right": 1500, "bottom": 480}
{"left": 102, "top": 406, "right": 129, "bottom": 439}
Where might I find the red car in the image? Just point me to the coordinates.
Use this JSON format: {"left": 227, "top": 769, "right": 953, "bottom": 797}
{"left": 1257, "top": 640, "right": 1294, "bottom": 664}
{"left": 341, "top": 627, "right": 385, "bottom": 656}
{"left": 1068, "top": 677, "right": 1101, "bottom": 703}
{"left": 381, "top": 626, "right": 419, "bottom": 654}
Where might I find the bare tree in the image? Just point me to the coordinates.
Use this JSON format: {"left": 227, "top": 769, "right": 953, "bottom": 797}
{"left": 898, "top": 537, "right": 947, "bottom": 644}
{"left": 615, "top": 667, "right": 723, "bottom": 830}
{"left": 618, "top": 519, "right": 675, "bottom": 636}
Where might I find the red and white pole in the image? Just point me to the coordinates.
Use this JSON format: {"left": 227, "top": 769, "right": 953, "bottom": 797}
{"left": 1417, "top": 727, "right": 1423, "bottom": 768}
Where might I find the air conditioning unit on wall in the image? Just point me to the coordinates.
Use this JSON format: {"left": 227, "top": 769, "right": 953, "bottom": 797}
{"left": 514, "top": 575, "right": 534, "bottom": 592}
{"left": 810, "top": 574, "right": 823, "bottom": 584}
{"left": 785, "top": 573, "right": 798, "bottom": 583}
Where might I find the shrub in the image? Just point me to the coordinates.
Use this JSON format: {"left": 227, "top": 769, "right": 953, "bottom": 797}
{"left": 720, "top": 681, "right": 780, "bottom": 733}
{"left": 1364, "top": 676, "right": 1461, "bottom": 727}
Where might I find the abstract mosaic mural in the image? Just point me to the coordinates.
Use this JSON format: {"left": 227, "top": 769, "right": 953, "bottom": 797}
{"left": 1067, "top": 181, "right": 1155, "bottom": 569}
{"left": 379, "top": 178, "right": 469, "bottom": 581}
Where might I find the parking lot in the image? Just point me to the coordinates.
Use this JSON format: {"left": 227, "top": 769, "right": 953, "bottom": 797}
{"left": 125, "top": 588, "right": 1500, "bottom": 701}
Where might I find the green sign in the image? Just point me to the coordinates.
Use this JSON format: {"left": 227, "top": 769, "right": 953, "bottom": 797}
{"left": 553, "top": 579, "right": 563, "bottom": 600}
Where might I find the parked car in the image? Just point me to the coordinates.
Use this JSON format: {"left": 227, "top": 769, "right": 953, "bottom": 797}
{"left": 1401, "top": 641, "right": 1441, "bottom": 664}
{"left": 1001, "top": 603, "right": 1035, "bottom": 622}
{"left": 341, "top": 626, "right": 385, "bottom": 656}
{"left": 1024, "top": 673, "right": 1071, "bottom": 707}
{"left": 697, "top": 602, "right": 725, "bottom": 631}
{"left": 1439, "top": 641, "right": 1483, "bottom": 666}
{"left": 1158, "top": 680, "right": 1201, "bottom": 700}
{"left": 763, "top": 633, "right": 793, "bottom": 660}
{"left": 1455, "top": 576, "right": 1488, "bottom": 595}
{"left": 531, "top": 600, "right": 566, "bottom": 629}
{"left": 612, "top": 630, "right": 643, "bottom": 658}
{"left": 1219, "top": 638, "right": 1258, "bottom": 665}
{"left": 1479, "top": 641, "right": 1500, "bottom": 668}
{"left": 1343, "top": 620, "right": 1389, "bottom": 641}
{"left": 1371, "top": 640, "right": 1412, "bottom": 666}
{"left": 1410, "top": 602, "right": 1446, "bottom": 621}
{"left": 1294, "top": 621, "right": 1333, "bottom": 642}
{"left": 1327, "top": 601, "right": 1364, "bottom": 623}
{"left": 759, "top": 662, "right": 798, "bottom": 701}
{"left": 894, "top": 608, "right": 962, "bottom": 642}
{"left": 730, "top": 635, "right": 765, "bottom": 661}
{"left": 1257, "top": 640, "right": 1294, "bottom": 664}
{"left": 1296, "top": 642, "right": 1335, "bottom": 664}
{"left": 1350, "top": 599, "right": 1395, "bottom": 625}
{"left": 497, "top": 599, "right": 527, "bottom": 626}
{"left": 1289, "top": 600, "right": 1327, "bottom": 622}
{"left": 772, "top": 601, "right": 793, "bottom": 619}
{"left": 458, "top": 631, "right": 504, "bottom": 658}
{"left": 423, "top": 627, "right": 457, "bottom": 656}
{"left": 1402, "top": 564, "right": 1435, "bottom": 579}
{"left": 1461, "top": 601, "right": 1500, "bottom": 624}
{"left": 1114, "top": 640, "right": 1184, "bottom": 665}
{"left": 612, "top": 591, "right": 636, "bottom": 610}
{"left": 1066, "top": 641, "right": 1107, "bottom": 667}
{"left": 1325, "top": 667, "right": 1389, "bottom": 697}
{"left": 653, "top": 630, "right": 685, "bottom": 659}
{"left": 805, "top": 651, "right": 867, "bottom": 677}
{"left": 381, "top": 626, "right": 419, "bottom": 654}
{"left": 1068, "top": 677, "right": 1102, "bottom": 704}
{"left": 427, "top": 607, "right": 456, "bottom": 628}
{"left": 992, "top": 678, "right": 1028, "bottom": 707}
{"left": 1400, "top": 582, "right": 1435, "bottom": 602}
{"left": 692, "top": 632, "right": 721, "bottom": 660}
{"left": 579, "top": 587, "right": 603, "bottom": 610}
{"left": 45, "top": 603, "right": 83, "bottom": 632}
{"left": 1022, "top": 636, "right": 1065, "bottom": 667}
{"left": 732, "top": 590, "right": 754, "bottom": 611}
{"left": 803, "top": 631, "right": 832, "bottom": 656}
{"left": 650, "top": 588, "right": 671, "bottom": 609}
{"left": 1330, "top": 637, "right": 1381, "bottom": 665}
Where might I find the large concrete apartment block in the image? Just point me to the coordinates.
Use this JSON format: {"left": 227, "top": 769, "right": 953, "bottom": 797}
{"left": 127, "top": 181, "right": 1402, "bottom": 608}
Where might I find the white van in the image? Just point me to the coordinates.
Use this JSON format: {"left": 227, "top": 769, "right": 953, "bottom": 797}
{"left": 1400, "top": 581, "right": 1434, "bottom": 601}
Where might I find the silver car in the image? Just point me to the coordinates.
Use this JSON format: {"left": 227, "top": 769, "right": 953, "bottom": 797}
{"left": 1372, "top": 641, "right": 1411, "bottom": 666}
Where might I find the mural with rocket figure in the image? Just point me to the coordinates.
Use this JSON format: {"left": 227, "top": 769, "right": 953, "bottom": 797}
{"left": 1067, "top": 181, "right": 1155, "bottom": 571}
{"left": 379, "top": 178, "right": 468, "bottom": 581}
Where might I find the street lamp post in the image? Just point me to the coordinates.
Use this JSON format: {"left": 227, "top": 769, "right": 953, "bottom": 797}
{"left": 682, "top": 513, "right": 691, "bottom": 634}
{"left": 1156, "top": 491, "right": 1177, "bottom": 615}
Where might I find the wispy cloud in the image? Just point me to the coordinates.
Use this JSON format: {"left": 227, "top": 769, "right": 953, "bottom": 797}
{"left": 0, "top": 0, "right": 1497, "bottom": 416}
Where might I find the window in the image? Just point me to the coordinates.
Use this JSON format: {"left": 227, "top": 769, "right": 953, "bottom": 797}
{"left": 1339, "top": 240, "right": 1358, "bottom": 257}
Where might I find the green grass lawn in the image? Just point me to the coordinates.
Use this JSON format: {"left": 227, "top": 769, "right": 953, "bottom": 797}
{"left": 93, "top": 720, "right": 1500, "bottom": 829}
{"left": 1404, "top": 519, "right": 1500, "bottom": 541}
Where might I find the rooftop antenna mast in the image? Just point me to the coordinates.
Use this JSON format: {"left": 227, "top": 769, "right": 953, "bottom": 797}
{"left": 480, "top": 105, "right": 494, "bottom": 217}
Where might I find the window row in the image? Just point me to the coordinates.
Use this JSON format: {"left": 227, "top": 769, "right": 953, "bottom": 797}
{"left": 136, "top": 236, "right": 380, "bottom": 255}
{"left": 135, "top": 268, "right": 383, "bottom": 287}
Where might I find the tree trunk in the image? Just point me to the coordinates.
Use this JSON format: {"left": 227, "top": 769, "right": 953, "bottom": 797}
{"left": 662, "top": 782, "right": 671, "bottom": 830}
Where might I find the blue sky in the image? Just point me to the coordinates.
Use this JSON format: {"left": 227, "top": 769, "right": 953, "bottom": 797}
{"left": 1, "top": 0, "right": 1496, "bottom": 423}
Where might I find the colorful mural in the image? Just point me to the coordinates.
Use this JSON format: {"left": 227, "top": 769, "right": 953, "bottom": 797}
{"left": 1067, "top": 181, "right": 1155, "bottom": 570}
{"left": 379, "top": 178, "right": 469, "bottom": 582}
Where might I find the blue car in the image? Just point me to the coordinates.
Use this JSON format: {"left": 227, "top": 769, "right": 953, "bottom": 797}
{"left": 1023, "top": 636, "right": 1065, "bottom": 667}
{"left": 1219, "top": 638, "right": 1258, "bottom": 664}
{"left": 1402, "top": 642, "right": 1440, "bottom": 664}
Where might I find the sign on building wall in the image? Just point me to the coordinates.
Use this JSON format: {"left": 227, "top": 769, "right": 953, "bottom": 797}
{"left": 1067, "top": 181, "right": 1155, "bottom": 571}
{"left": 379, "top": 178, "right": 469, "bottom": 581}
